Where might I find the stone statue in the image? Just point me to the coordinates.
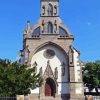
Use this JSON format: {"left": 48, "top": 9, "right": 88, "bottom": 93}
{"left": 42, "top": 20, "right": 44, "bottom": 33}
{"left": 39, "top": 67, "right": 43, "bottom": 76}
{"left": 54, "top": 5, "right": 57, "bottom": 15}
{"left": 61, "top": 62, "right": 65, "bottom": 76}
{"left": 55, "top": 67, "right": 58, "bottom": 79}
{"left": 33, "top": 61, "right": 37, "bottom": 73}
{"left": 42, "top": 6, "right": 45, "bottom": 15}
{"left": 24, "top": 45, "right": 30, "bottom": 63}
{"left": 54, "top": 20, "right": 57, "bottom": 33}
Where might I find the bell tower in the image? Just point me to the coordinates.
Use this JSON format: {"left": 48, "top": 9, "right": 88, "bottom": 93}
{"left": 41, "top": 0, "right": 59, "bottom": 17}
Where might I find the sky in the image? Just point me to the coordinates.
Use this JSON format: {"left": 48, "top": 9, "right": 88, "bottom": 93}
{"left": 0, "top": 0, "right": 100, "bottom": 62}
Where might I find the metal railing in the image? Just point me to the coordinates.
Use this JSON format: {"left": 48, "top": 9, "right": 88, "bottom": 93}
{"left": 85, "top": 95, "right": 100, "bottom": 100}
{"left": 0, "top": 97, "right": 16, "bottom": 100}
{"left": 93, "top": 96, "right": 100, "bottom": 100}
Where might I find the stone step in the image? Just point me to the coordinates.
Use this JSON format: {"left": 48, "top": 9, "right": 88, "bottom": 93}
{"left": 40, "top": 96, "right": 61, "bottom": 100}
{"left": 28, "top": 94, "right": 62, "bottom": 100}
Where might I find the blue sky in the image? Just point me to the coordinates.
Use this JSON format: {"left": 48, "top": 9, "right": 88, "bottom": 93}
{"left": 0, "top": 0, "right": 100, "bottom": 62}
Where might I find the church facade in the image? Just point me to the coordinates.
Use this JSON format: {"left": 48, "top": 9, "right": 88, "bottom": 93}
{"left": 19, "top": 0, "right": 84, "bottom": 100}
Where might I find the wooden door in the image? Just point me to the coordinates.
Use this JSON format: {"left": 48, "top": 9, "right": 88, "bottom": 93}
{"left": 45, "top": 83, "right": 52, "bottom": 96}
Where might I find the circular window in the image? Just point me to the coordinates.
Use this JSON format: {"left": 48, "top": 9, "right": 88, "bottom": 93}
{"left": 44, "top": 49, "right": 55, "bottom": 59}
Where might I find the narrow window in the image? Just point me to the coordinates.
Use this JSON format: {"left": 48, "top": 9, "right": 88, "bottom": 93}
{"left": 48, "top": 4, "right": 53, "bottom": 16}
{"left": 48, "top": 22, "right": 53, "bottom": 33}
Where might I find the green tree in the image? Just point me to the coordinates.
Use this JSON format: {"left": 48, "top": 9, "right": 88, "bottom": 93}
{"left": 83, "top": 62, "right": 100, "bottom": 93}
{"left": 95, "top": 60, "right": 100, "bottom": 64}
{"left": 0, "top": 59, "right": 43, "bottom": 96}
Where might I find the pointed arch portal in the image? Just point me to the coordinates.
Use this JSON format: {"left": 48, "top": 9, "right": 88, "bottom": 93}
{"left": 45, "top": 78, "right": 56, "bottom": 97}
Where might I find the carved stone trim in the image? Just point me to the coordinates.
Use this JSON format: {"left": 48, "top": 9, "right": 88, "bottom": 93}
{"left": 40, "top": 60, "right": 58, "bottom": 97}
{"left": 43, "top": 60, "right": 54, "bottom": 79}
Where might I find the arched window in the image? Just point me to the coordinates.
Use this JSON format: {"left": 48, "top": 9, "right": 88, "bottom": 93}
{"left": 59, "top": 26, "right": 68, "bottom": 36}
{"left": 32, "top": 26, "right": 40, "bottom": 37}
{"left": 48, "top": 22, "right": 53, "bottom": 33}
{"left": 48, "top": 4, "right": 53, "bottom": 16}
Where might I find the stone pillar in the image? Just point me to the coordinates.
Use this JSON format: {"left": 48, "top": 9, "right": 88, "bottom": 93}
{"left": 40, "top": 81, "right": 45, "bottom": 98}
{"left": 69, "top": 66, "right": 75, "bottom": 99}
{"left": 17, "top": 95, "right": 24, "bottom": 100}
{"left": 69, "top": 67, "right": 84, "bottom": 100}
{"left": 88, "top": 95, "right": 93, "bottom": 100}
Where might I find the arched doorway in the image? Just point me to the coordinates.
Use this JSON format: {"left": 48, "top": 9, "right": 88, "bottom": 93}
{"left": 45, "top": 78, "right": 56, "bottom": 97}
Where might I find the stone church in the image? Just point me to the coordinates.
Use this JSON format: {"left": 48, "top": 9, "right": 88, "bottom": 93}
{"left": 19, "top": 0, "right": 84, "bottom": 100}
